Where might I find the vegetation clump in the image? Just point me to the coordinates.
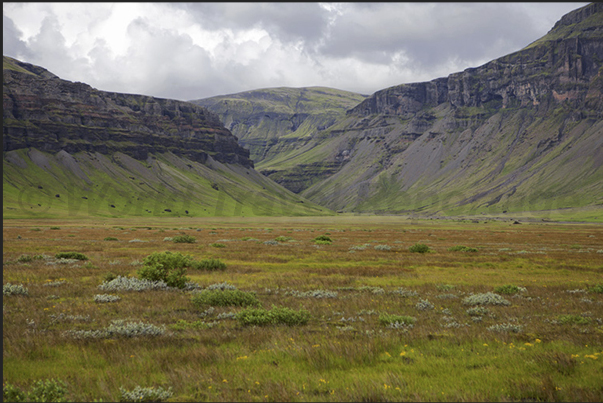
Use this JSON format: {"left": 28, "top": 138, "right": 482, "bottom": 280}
{"left": 236, "top": 306, "right": 310, "bottom": 326}
{"left": 415, "top": 299, "right": 435, "bottom": 311}
{"left": 104, "top": 237, "right": 118, "bottom": 241}
{"left": 3, "top": 379, "right": 68, "bottom": 403}
{"left": 137, "top": 251, "right": 192, "bottom": 289}
{"left": 65, "top": 320, "right": 166, "bottom": 339}
{"left": 55, "top": 252, "right": 88, "bottom": 260}
{"left": 172, "top": 234, "right": 196, "bottom": 243}
{"left": 409, "top": 243, "right": 430, "bottom": 253}
{"left": 378, "top": 313, "right": 416, "bottom": 327}
{"left": 463, "top": 292, "right": 511, "bottom": 306}
{"left": 557, "top": 314, "right": 591, "bottom": 325}
{"left": 191, "top": 289, "right": 259, "bottom": 307}
{"left": 119, "top": 386, "right": 173, "bottom": 402}
{"left": 313, "top": 235, "right": 332, "bottom": 245}
{"left": 3, "top": 283, "right": 29, "bottom": 296}
{"left": 192, "top": 258, "right": 227, "bottom": 271}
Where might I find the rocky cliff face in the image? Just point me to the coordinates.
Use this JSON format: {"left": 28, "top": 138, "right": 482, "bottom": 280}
{"left": 3, "top": 57, "right": 253, "bottom": 168}
{"left": 349, "top": 2, "right": 603, "bottom": 118}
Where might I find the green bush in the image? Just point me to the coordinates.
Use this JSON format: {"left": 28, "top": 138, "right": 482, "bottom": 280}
{"left": 137, "top": 251, "right": 192, "bottom": 289}
{"left": 3, "top": 382, "right": 27, "bottom": 402}
{"left": 494, "top": 284, "right": 521, "bottom": 295}
{"left": 172, "top": 234, "right": 196, "bottom": 243}
{"left": 191, "top": 289, "right": 259, "bottom": 307}
{"left": 236, "top": 305, "right": 310, "bottom": 326}
{"left": 55, "top": 252, "right": 88, "bottom": 261}
{"left": 313, "top": 235, "right": 332, "bottom": 244}
{"left": 589, "top": 283, "right": 603, "bottom": 294}
{"left": 104, "top": 237, "right": 118, "bottom": 241}
{"left": 274, "top": 236, "right": 292, "bottom": 242}
{"left": 378, "top": 313, "right": 416, "bottom": 326}
{"left": 409, "top": 243, "right": 430, "bottom": 253}
{"left": 210, "top": 243, "right": 226, "bottom": 248}
{"left": 557, "top": 314, "right": 591, "bottom": 325}
{"left": 448, "top": 245, "right": 478, "bottom": 252}
{"left": 3, "top": 379, "right": 69, "bottom": 402}
{"left": 192, "top": 258, "right": 227, "bottom": 271}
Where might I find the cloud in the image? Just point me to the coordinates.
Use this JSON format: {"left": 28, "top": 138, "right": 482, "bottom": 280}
{"left": 2, "top": 2, "right": 589, "bottom": 101}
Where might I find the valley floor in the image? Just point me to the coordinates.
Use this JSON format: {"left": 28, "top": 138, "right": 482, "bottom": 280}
{"left": 3, "top": 217, "right": 603, "bottom": 402}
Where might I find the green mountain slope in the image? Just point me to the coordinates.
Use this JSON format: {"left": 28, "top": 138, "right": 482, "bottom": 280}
{"left": 3, "top": 56, "right": 331, "bottom": 219}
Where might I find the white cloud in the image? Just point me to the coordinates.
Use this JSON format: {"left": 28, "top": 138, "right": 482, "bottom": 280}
{"left": 2, "top": 2, "right": 589, "bottom": 100}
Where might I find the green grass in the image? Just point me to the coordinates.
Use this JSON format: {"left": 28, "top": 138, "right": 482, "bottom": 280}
{"left": 2, "top": 217, "right": 603, "bottom": 402}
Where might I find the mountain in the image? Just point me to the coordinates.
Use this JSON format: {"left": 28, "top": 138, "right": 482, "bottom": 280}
{"left": 2, "top": 56, "right": 331, "bottom": 218}
{"left": 194, "top": 3, "right": 603, "bottom": 221}
{"left": 190, "top": 87, "right": 367, "bottom": 193}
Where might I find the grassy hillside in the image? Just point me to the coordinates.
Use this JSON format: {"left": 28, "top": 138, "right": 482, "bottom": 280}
{"left": 3, "top": 149, "right": 332, "bottom": 219}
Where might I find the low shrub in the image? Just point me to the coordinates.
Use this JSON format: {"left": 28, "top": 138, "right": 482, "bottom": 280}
{"left": 3, "top": 379, "right": 68, "bottom": 402}
{"left": 94, "top": 294, "right": 121, "bottom": 303}
{"left": 557, "top": 314, "right": 591, "bottom": 325}
{"left": 374, "top": 244, "right": 392, "bottom": 251}
{"left": 210, "top": 243, "right": 226, "bottom": 248}
{"left": 65, "top": 320, "right": 165, "bottom": 339}
{"left": 104, "top": 237, "right": 118, "bottom": 241}
{"left": 191, "top": 289, "right": 259, "bottom": 307}
{"left": 391, "top": 287, "right": 418, "bottom": 297}
{"left": 462, "top": 292, "right": 511, "bottom": 306}
{"left": 313, "top": 235, "right": 332, "bottom": 244}
{"left": 589, "top": 283, "right": 603, "bottom": 294}
{"left": 119, "top": 386, "right": 173, "bottom": 402}
{"left": 172, "top": 234, "right": 196, "bottom": 243}
{"left": 17, "top": 254, "right": 44, "bottom": 263}
{"left": 409, "top": 243, "right": 430, "bottom": 253}
{"left": 55, "top": 252, "right": 88, "bottom": 261}
{"left": 192, "top": 258, "right": 227, "bottom": 271}
{"left": 274, "top": 236, "right": 292, "bottom": 242}
{"left": 236, "top": 306, "right": 310, "bottom": 326}
{"left": 494, "top": 284, "right": 522, "bottom": 295}
{"left": 378, "top": 313, "right": 416, "bottom": 326}
{"left": 415, "top": 299, "right": 435, "bottom": 311}
{"left": 466, "top": 306, "right": 490, "bottom": 316}
{"left": 99, "top": 276, "right": 171, "bottom": 292}
{"left": 138, "top": 251, "right": 192, "bottom": 289}
{"left": 3, "top": 283, "right": 29, "bottom": 296}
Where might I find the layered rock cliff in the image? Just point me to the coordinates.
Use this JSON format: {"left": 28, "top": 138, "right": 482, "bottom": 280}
{"left": 3, "top": 56, "right": 253, "bottom": 168}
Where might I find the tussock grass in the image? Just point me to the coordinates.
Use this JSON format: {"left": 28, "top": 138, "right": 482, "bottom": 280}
{"left": 3, "top": 218, "right": 603, "bottom": 402}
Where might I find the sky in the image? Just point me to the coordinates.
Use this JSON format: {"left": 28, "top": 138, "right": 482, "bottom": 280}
{"left": 3, "top": 2, "right": 589, "bottom": 101}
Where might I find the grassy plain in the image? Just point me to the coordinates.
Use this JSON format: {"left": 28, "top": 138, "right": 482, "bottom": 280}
{"left": 3, "top": 216, "right": 603, "bottom": 402}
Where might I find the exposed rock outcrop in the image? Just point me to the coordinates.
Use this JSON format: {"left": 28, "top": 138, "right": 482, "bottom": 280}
{"left": 3, "top": 56, "right": 253, "bottom": 168}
